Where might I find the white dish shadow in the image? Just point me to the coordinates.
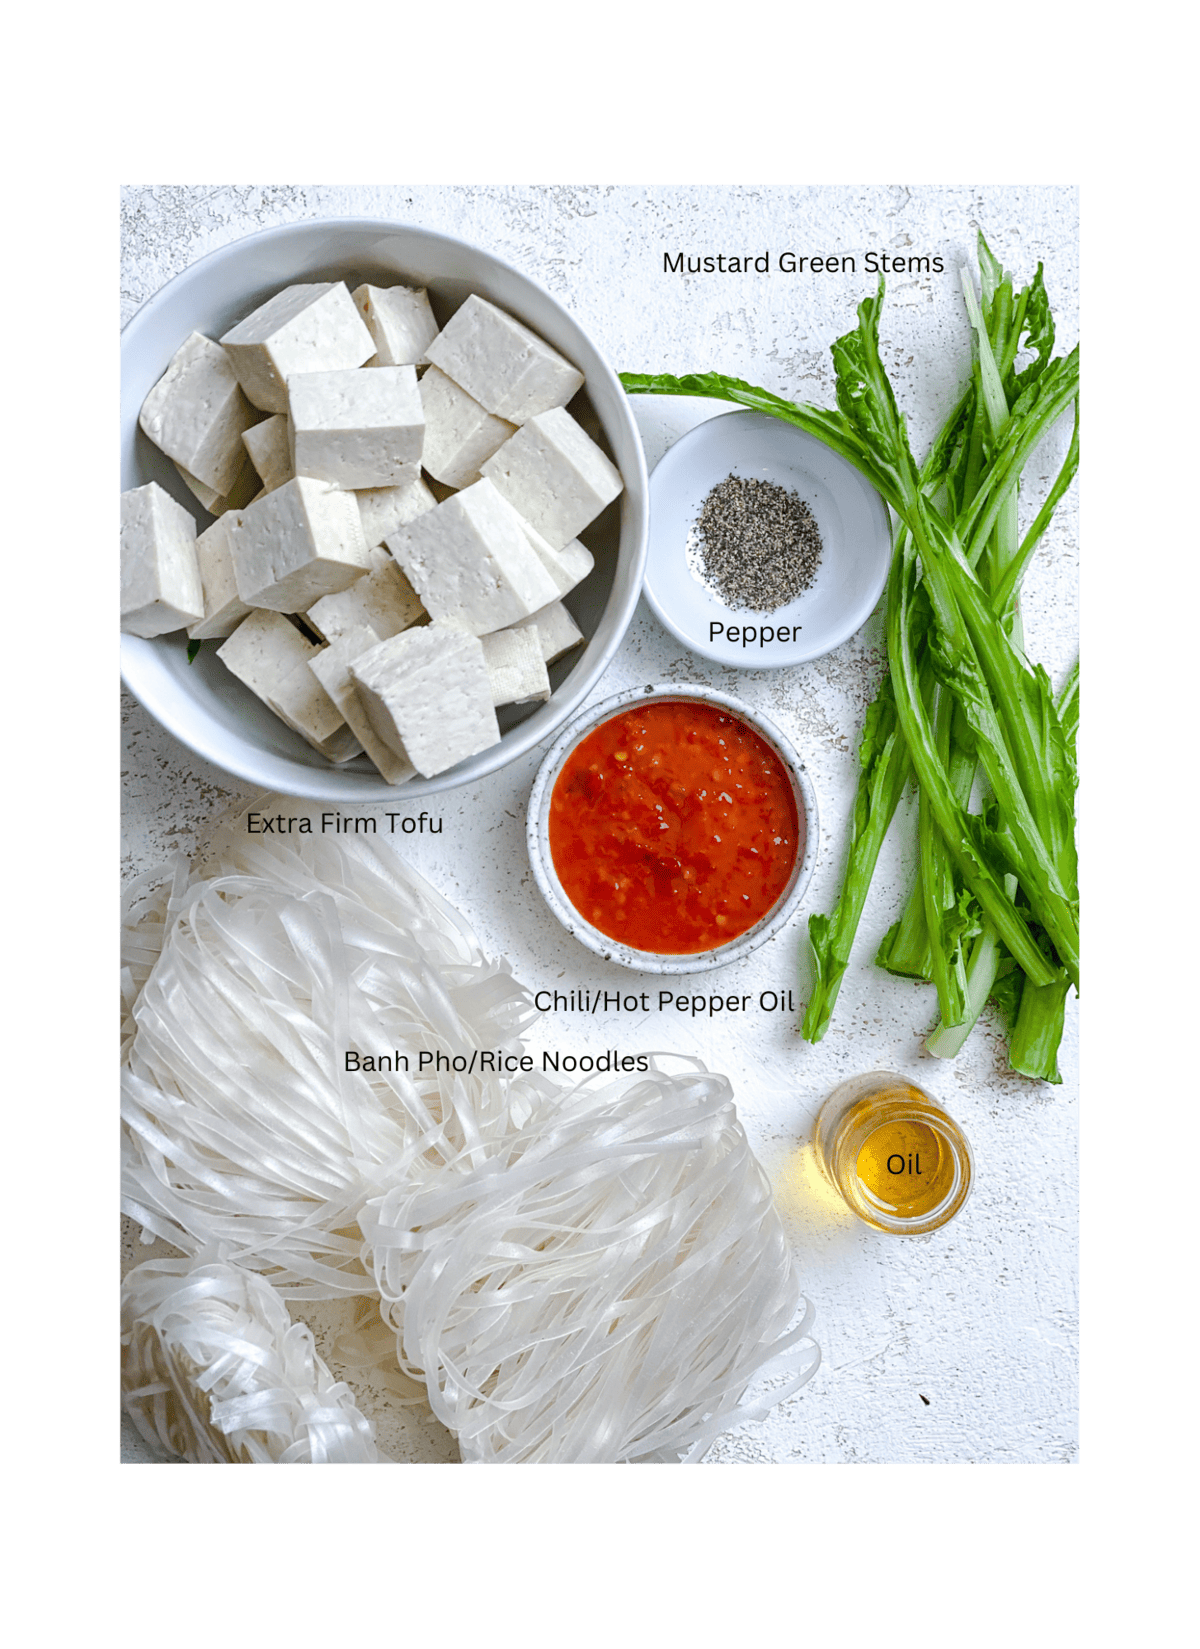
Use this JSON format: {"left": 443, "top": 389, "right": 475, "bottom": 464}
{"left": 644, "top": 410, "right": 891, "bottom": 668}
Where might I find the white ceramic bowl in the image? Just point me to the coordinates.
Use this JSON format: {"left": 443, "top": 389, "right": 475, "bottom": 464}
{"left": 527, "top": 683, "right": 819, "bottom": 974}
{"left": 644, "top": 409, "right": 891, "bottom": 667}
{"left": 121, "top": 220, "right": 650, "bottom": 801}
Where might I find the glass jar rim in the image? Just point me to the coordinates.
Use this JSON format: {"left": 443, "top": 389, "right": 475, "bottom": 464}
{"left": 825, "top": 1090, "right": 974, "bottom": 1235}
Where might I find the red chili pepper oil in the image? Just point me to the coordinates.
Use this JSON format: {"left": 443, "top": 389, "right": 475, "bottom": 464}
{"left": 547, "top": 700, "right": 803, "bottom": 954}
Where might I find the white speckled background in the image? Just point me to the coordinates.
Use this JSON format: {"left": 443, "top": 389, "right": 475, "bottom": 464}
{"left": 121, "top": 184, "right": 1078, "bottom": 1465}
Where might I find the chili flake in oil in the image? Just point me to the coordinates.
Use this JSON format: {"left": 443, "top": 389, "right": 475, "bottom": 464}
{"left": 548, "top": 701, "right": 802, "bottom": 954}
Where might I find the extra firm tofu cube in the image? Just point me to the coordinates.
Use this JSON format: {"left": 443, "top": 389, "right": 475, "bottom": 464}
{"left": 310, "top": 629, "right": 416, "bottom": 787}
{"left": 516, "top": 518, "right": 594, "bottom": 599}
{"left": 218, "top": 607, "right": 312, "bottom": 688}
{"left": 305, "top": 547, "right": 426, "bottom": 644}
{"left": 139, "top": 332, "right": 260, "bottom": 495}
{"left": 121, "top": 482, "right": 203, "bottom": 637}
{"left": 188, "top": 514, "right": 254, "bottom": 640}
{"left": 386, "top": 478, "right": 561, "bottom": 636}
{"left": 510, "top": 600, "right": 586, "bottom": 664}
{"left": 419, "top": 366, "right": 517, "bottom": 488}
{"left": 174, "top": 453, "right": 261, "bottom": 517}
{"left": 217, "top": 610, "right": 361, "bottom": 762}
{"left": 480, "top": 407, "right": 623, "bottom": 551}
{"left": 229, "top": 477, "right": 371, "bottom": 612}
{"left": 242, "top": 414, "right": 293, "bottom": 493}
{"left": 352, "top": 283, "right": 438, "bottom": 367}
{"left": 273, "top": 693, "right": 361, "bottom": 763}
{"left": 480, "top": 626, "right": 551, "bottom": 706}
{"left": 425, "top": 295, "right": 584, "bottom": 425}
{"left": 350, "top": 625, "right": 500, "bottom": 777}
{"left": 355, "top": 475, "right": 436, "bottom": 546}
{"left": 220, "top": 283, "right": 375, "bottom": 413}
{"left": 290, "top": 366, "right": 423, "bottom": 489}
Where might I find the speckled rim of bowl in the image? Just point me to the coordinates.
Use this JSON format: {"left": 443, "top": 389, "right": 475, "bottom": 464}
{"left": 526, "top": 682, "right": 820, "bottom": 975}
{"left": 120, "top": 217, "right": 650, "bottom": 802}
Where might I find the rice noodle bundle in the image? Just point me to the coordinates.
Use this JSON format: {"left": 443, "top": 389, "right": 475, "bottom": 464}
{"left": 121, "top": 1252, "right": 378, "bottom": 1462}
{"left": 122, "top": 817, "right": 541, "bottom": 1299}
{"left": 123, "top": 812, "right": 820, "bottom": 1463}
{"left": 121, "top": 856, "right": 190, "bottom": 1063}
{"left": 360, "top": 1060, "right": 818, "bottom": 1463}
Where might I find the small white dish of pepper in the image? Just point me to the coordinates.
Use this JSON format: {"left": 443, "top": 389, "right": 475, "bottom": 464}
{"left": 643, "top": 410, "right": 892, "bottom": 667}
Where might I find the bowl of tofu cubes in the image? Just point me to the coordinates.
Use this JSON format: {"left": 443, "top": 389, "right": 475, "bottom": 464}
{"left": 120, "top": 219, "right": 648, "bottom": 799}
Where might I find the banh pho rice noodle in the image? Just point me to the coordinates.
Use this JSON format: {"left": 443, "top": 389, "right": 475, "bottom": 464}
{"left": 122, "top": 814, "right": 543, "bottom": 1299}
{"left": 121, "top": 1252, "right": 378, "bottom": 1463}
{"left": 361, "top": 1059, "right": 817, "bottom": 1463}
{"left": 121, "top": 806, "right": 818, "bottom": 1462}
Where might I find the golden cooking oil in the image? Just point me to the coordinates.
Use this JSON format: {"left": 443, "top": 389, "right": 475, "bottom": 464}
{"left": 813, "top": 1072, "right": 973, "bottom": 1234}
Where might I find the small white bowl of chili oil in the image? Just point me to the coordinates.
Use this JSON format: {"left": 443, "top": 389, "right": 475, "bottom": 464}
{"left": 527, "top": 684, "right": 819, "bottom": 974}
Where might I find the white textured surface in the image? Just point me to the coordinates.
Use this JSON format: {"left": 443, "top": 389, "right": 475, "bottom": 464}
{"left": 121, "top": 184, "right": 1078, "bottom": 1466}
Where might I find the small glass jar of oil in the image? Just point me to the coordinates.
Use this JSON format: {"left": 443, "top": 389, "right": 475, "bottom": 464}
{"left": 813, "top": 1071, "right": 973, "bottom": 1234}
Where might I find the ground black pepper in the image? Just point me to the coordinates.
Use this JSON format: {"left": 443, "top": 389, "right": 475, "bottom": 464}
{"left": 687, "top": 473, "right": 822, "bottom": 612}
